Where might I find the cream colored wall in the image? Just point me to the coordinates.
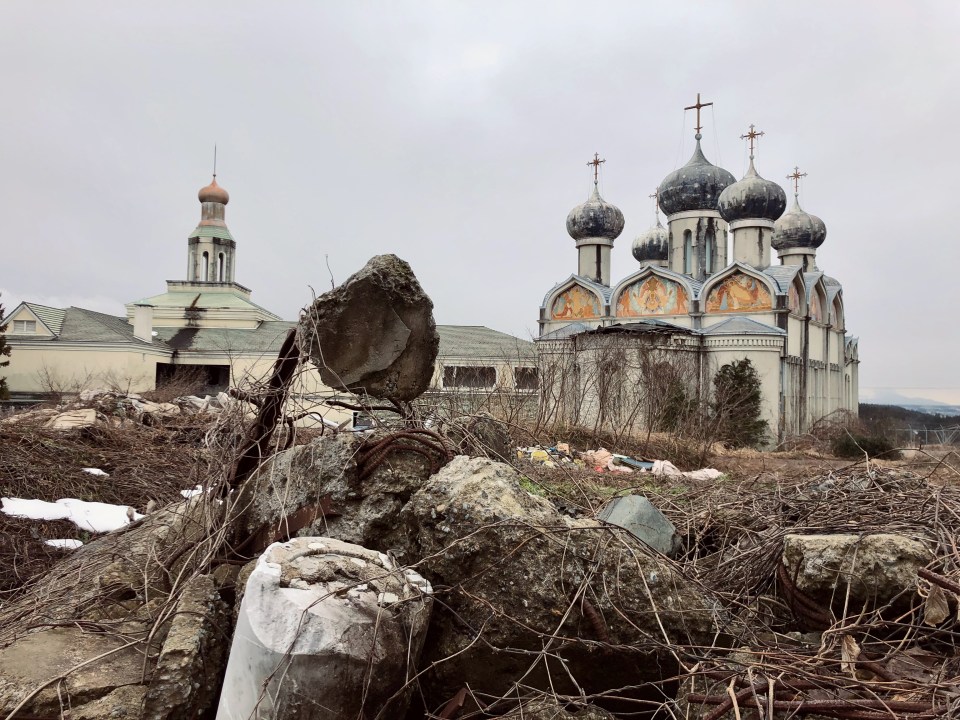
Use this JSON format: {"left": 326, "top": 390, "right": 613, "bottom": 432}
{"left": 3, "top": 342, "right": 167, "bottom": 394}
{"left": 704, "top": 343, "right": 783, "bottom": 445}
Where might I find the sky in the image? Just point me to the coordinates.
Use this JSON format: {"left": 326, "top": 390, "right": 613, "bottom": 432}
{"left": 1, "top": 1, "right": 958, "bottom": 404}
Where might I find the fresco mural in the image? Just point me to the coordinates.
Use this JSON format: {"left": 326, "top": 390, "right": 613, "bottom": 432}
{"left": 705, "top": 272, "right": 772, "bottom": 313}
{"left": 810, "top": 291, "right": 824, "bottom": 323}
{"left": 615, "top": 275, "right": 688, "bottom": 316}
{"left": 788, "top": 283, "right": 802, "bottom": 314}
{"left": 551, "top": 284, "right": 601, "bottom": 320}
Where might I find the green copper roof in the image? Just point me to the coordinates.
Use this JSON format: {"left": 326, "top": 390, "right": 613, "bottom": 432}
{"left": 189, "top": 225, "right": 234, "bottom": 241}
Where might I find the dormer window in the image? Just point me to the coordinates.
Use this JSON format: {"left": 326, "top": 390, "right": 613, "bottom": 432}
{"left": 13, "top": 320, "right": 36, "bottom": 333}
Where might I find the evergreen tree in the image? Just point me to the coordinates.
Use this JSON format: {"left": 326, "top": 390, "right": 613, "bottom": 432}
{"left": 0, "top": 297, "right": 10, "bottom": 400}
{"left": 711, "top": 358, "right": 768, "bottom": 448}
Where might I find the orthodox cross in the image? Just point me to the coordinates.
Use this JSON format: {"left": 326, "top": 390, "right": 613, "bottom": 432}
{"left": 684, "top": 93, "right": 713, "bottom": 134}
{"left": 649, "top": 189, "right": 659, "bottom": 215}
{"left": 740, "top": 124, "right": 764, "bottom": 158}
{"left": 787, "top": 166, "right": 807, "bottom": 194}
{"left": 587, "top": 153, "right": 605, "bottom": 184}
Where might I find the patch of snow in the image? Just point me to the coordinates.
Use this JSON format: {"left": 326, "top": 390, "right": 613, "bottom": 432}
{"left": 45, "top": 538, "right": 84, "bottom": 549}
{"left": 1, "top": 497, "right": 70, "bottom": 521}
{"left": 180, "top": 485, "right": 206, "bottom": 499}
{"left": 82, "top": 468, "right": 109, "bottom": 477}
{"left": 1, "top": 496, "right": 143, "bottom": 533}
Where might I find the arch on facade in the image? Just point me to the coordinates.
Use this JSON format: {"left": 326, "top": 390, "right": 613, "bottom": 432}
{"left": 543, "top": 276, "right": 606, "bottom": 321}
{"left": 788, "top": 275, "right": 807, "bottom": 317}
{"left": 611, "top": 267, "right": 695, "bottom": 318}
{"left": 700, "top": 262, "right": 777, "bottom": 314}
{"left": 807, "top": 277, "right": 829, "bottom": 324}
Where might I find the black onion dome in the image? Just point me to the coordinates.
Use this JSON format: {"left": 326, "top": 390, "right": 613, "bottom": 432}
{"left": 717, "top": 159, "right": 787, "bottom": 223}
{"left": 772, "top": 196, "right": 827, "bottom": 250}
{"left": 658, "top": 135, "right": 736, "bottom": 215}
{"left": 632, "top": 221, "right": 669, "bottom": 263}
{"left": 566, "top": 184, "right": 625, "bottom": 241}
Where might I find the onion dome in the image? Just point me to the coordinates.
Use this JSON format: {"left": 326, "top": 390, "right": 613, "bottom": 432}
{"left": 632, "top": 220, "right": 669, "bottom": 263}
{"left": 566, "top": 184, "right": 625, "bottom": 241}
{"left": 717, "top": 158, "right": 787, "bottom": 222}
{"left": 772, "top": 196, "right": 827, "bottom": 250}
{"left": 658, "top": 135, "right": 736, "bottom": 215}
{"left": 198, "top": 176, "right": 229, "bottom": 205}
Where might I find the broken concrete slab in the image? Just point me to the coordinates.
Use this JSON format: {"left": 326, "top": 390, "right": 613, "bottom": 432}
{"left": 782, "top": 533, "right": 933, "bottom": 609}
{"left": 299, "top": 254, "right": 439, "bottom": 401}
{"left": 143, "top": 574, "right": 229, "bottom": 720}
{"left": 217, "top": 537, "right": 433, "bottom": 720}
{"left": 45, "top": 407, "right": 99, "bottom": 430}
{"left": 401, "top": 456, "right": 729, "bottom": 716}
{"left": 598, "top": 494, "right": 680, "bottom": 557}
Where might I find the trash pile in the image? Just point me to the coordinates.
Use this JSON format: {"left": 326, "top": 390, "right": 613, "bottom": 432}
{"left": 517, "top": 442, "right": 724, "bottom": 479}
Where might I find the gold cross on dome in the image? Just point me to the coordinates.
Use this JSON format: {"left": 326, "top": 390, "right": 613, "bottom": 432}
{"left": 587, "top": 153, "right": 605, "bottom": 184}
{"left": 684, "top": 92, "right": 713, "bottom": 134}
{"left": 740, "top": 124, "right": 764, "bottom": 157}
{"left": 787, "top": 166, "right": 807, "bottom": 194}
{"left": 649, "top": 189, "right": 659, "bottom": 213}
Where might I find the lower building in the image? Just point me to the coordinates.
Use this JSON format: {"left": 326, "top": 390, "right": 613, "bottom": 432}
{"left": 2, "top": 176, "right": 536, "bottom": 423}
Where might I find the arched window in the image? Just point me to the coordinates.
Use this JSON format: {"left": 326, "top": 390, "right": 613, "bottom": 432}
{"left": 683, "top": 230, "right": 692, "bottom": 274}
{"left": 218, "top": 253, "right": 225, "bottom": 282}
{"left": 201, "top": 251, "right": 209, "bottom": 281}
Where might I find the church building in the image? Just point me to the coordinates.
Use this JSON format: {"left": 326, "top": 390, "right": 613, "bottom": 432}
{"left": 538, "top": 98, "right": 859, "bottom": 442}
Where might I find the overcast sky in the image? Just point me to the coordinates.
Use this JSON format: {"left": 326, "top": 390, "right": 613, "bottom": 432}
{"left": 1, "top": 2, "right": 957, "bottom": 404}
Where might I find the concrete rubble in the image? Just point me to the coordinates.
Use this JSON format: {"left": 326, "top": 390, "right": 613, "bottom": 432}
{"left": 299, "top": 253, "right": 439, "bottom": 401}
{"left": 3, "top": 255, "right": 957, "bottom": 719}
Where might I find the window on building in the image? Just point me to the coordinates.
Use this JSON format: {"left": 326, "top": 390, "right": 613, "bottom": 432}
{"left": 705, "top": 236, "right": 713, "bottom": 274}
{"left": 443, "top": 365, "right": 497, "bottom": 389}
{"left": 12, "top": 320, "right": 36, "bottom": 334}
{"left": 683, "top": 230, "right": 692, "bottom": 274}
{"left": 202, "top": 251, "right": 210, "bottom": 281}
{"left": 515, "top": 367, "right": 539, "bottom": 390}
{"left": 217, "top": 253, "right": 225, "bottom": 282}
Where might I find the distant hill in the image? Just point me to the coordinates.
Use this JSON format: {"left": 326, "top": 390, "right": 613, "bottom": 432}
{"left": 860, "top": 403, "right": 960, "bottom": 429}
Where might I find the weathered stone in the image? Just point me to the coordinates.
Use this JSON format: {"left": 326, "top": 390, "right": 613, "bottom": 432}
{"left": 143, "top": 574, "right": 230, "bottom": 720}
{"left": 45, "top": 407, "right": 99, "bottom": 429}
{"left": 401, "top": 456, "right": 728, "bottom": 716}
{"left": 598, "top": 494, "right": 680, "bottom": 558}
{"left": 782, "top": 533, "right": 933, "bottom": 609}
{"left": 0, "top": 628, "right": 150, "bottom": 716}
{"left": 68, "top": 685, "right": 148, "bottom": 719}
{"left": 299, "top": 254, "right": 439, "bottom": 401}
{"left": 235, "top": 430, "right": 437, "bottom": 558}
{"left": 444, "top": 412, "right": 514, "bottom": 462}
{"left": 216, "top": 537, "right": 433, "bottom": 719}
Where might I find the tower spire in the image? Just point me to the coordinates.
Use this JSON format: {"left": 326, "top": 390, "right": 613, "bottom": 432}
{"left": 684, "top": 92, "right": 713, "bottom": 136}
{"left": 587, "top": 152, "right": 605, "bottom": 185}
{"left": 212, "top": 144, "right": 217, "bottom": 180}
{"left": 740, "top": 124, "right": 764, "bottom": 160}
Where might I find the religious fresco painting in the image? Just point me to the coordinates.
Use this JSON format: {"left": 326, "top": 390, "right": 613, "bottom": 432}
{"left": 705, "top": 272, "right": 772, "bottom": 313}
{"left": 810, "top": 292, "right": 824, "bottom": 323}
{"left": 788, "top": 283, "right": 802, "bottom": 314}
{"left": 615, "top": 275, "right": 688, "bottom": 317}
{"left": 551, "top": 285, "right": 601, "bottom": 320}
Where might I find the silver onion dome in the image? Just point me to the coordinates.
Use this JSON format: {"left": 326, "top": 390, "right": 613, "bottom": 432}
{"left": 658, "top": 135, "right": 736, "bottom": 215}
{"left": 718, "top": 158, "right": 787, "bottom": 223}
{"left": 772, "top": 196, "right": 827, "bottom": 250}
{"left": 632, "top": 220, "right": 669, "bottom": 263}
{"left": 566, "top": 184, "right": 625, "bottom": 241}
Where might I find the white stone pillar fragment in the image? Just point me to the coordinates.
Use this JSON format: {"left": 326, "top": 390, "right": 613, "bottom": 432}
{"left": 216, "top": 537, "right": 433, "bottom": 720}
